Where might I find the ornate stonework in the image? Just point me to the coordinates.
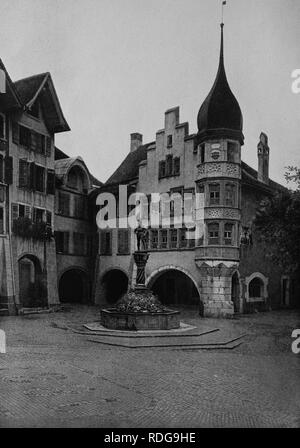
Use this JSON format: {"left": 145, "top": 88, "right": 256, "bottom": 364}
{"left": 197, "top": 162, "right": 241, "bottom": 180}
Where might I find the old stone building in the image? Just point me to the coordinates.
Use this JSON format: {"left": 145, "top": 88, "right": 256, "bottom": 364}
{"left": 93, "top": 25, "right": 299, "bottom": 317}
{"left": 0, "top": 59, "right": 100, "bottom": 315}
{"left": 54, "top": 147, "right": 101, "bottom": 304}
{"left": 0, "top": 22, "right": 298, "bottom": 317}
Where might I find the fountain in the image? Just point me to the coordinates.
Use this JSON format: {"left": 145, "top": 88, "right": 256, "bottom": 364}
{"left": 100, "top": 224, "right": 180, "bottom": 331}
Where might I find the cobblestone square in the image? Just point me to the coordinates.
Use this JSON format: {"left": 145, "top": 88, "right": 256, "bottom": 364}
{"left": 0, "top": 307, "right": 299, "bottom": 428}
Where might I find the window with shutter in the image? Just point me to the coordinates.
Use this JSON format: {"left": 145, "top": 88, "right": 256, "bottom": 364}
{"left": 46, "top": 211, "right": 52, "bottom": 226}
{"left": 29, "top": 162, "right": 36, "bottom": 191}
{"left": 11, "top": 203, "right": 19, "bottom": 222}
{"left": 159, "top": 161, "right": 166, "bottom": 179}
{"left": 55, "top": 231, "right": 69, "bottom": 254}
{"left": 0, "top": 156, "right": 3, "bottom": 182}
{"left": 46, "top": 170, "right": 55, "bottom": 195}
{"left": 0, "top": 207, "right": 4, "bottom": 234}
{"left": 0, "top": 114, "right": 5, "bottom": 140}
{"left": 173, "top": 157, "right": 180, "bottom": 176}
{"left": 33, "top": 207, "right": 45, "bottom": 223}
{"left": 35, "top": 165, "right": 45, "bottom": 192}
{"left": 12, "top": 122, "right": 19, "bottom": 144}
{"left": 19, "top": 125, "right": 31, "bottom": 148}
{"left": 30, "top": 131, "right": 37, "bottom": 152}
{"left": 46, "top": 136, "right": 51, "bottom": 157}
{"left": 19, "top": 159, "right": 29, "bottom": 188}
{"left": 100, "top": 230, "right": 112, "bottom": 255}
{"left": 118, "top": 229, "right": 130, "bottom": 254}
{"left": 24, "top": 205, "right": 31, "bottom": 218}
{"left": 58, "top": 191, "right": 70, "bottom": 216}
{"left": 166, "top": 155, "right": 173, "bottom": 177}
{"left": 4, "top": 156, "right": 13, "bottom": 185}
{"left": 0, "top": 186, "right": 5, "bottom": 202}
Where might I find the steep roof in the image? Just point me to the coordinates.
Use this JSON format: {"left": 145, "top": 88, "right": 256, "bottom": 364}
{"left": 14, "top": 73, "right": 47, "bottom": 105}
{"left": 241, "top": 161, "right": 286, "bottom": 193}
{"left": 103, "top": 140, "right": 284, "bottom": 195}
{"left": 54, "top": 152, "right": 102, "bottom": 188}
{"left": 197, "top": 24, "right": 244, "bottom": 145}
{"left": 14, "top": 72, "right": 70, "bottom": 133}
{"left": 105, "top": 143, "right": 154, "bottom": 186}
{"left": 0, "top": 58, "right": 22, "bottom": 111}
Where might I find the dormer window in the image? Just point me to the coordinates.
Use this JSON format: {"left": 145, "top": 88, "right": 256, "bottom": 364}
{"left": 167, "top": 135, "right": 173, "bottom": 148}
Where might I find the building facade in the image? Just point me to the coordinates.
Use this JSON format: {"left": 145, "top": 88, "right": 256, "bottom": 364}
{"left": 93, "top": 25, "right": 299, "bottom": 317}
{"left": 0, "top": 60, "right": 100, "bottom": 315}
{"left": 0, "top": 23, "right": 298, "bottom": 317}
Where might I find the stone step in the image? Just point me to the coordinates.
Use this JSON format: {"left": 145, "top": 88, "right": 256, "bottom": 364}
{"left": 18, "top": 307, "right": 51, "bottom": 316}
{"left": 86, "top": 337, "right": 244, "bottom": 350}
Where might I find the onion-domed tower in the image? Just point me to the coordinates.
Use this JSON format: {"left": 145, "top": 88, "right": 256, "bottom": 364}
{"left": 195, "top": 23, "right": 244, "bottom": 317}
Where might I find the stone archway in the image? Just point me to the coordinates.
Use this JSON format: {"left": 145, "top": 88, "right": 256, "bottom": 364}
{"left": 18, "top": 254, "right": 44, "bottom": 307}
{"left": 147, "top": 266, "right": 203, "bottom": 314}
{"left": 101, "top": 269, "right": 129, "bottom": 305}
{"left": 59, "top": 268, "right": 90, "bottom": 304}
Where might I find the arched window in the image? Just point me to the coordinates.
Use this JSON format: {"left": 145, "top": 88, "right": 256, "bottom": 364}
{"left": 249, "top": 277, "right": 264, "bottom": 298}
{"left": 208, "top": 222, "right": 220, "bottom": 245}
{"left": 67, "top": 166, "right": 88, "bottom": 193}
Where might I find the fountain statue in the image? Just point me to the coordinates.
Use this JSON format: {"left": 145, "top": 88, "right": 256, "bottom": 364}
{"left": 100, "top": 223, "right": 180, "bottom": 331}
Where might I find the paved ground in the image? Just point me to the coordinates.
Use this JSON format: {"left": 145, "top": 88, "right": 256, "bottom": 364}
{"left": 0, "top": 306, "right": 299, "bottom": 428}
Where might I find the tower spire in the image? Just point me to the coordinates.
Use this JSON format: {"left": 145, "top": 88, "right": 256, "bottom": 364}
{"left": 219, "top": 22, "right": 224, "bottom": 68}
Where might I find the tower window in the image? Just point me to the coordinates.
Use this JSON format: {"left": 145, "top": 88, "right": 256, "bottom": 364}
{"left": 208, "top": 222, "right": 220, "bottom": 245}
{"left": 167, "top": 135, "right": 173, "bottom": 148}
{"left": 209, "top": 184, "right": 220, "bottom": 205}
{"left": 224, "top": 223, "right": 234, "bottom": 245}
{"left": 227, "top": 142, "right": 237, "bottom": 162}
{"left": 200, "top": 144, "right": 205, "bottom": 163}
{"left": 225, "top": 183, "right": 236, "bottom": 207}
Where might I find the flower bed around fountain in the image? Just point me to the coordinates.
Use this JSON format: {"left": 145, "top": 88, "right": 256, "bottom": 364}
{"left": 100, "top": 290, "right": 180, "bottom": 331}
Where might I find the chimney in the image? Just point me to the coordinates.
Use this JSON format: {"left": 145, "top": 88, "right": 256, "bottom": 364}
{"left": 130, "top": 133, "right": 143, "bottom": 152}
{"left": 257, "top": 132, "right": 270, "bottom": 184}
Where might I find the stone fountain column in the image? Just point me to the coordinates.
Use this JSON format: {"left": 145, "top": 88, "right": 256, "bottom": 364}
{"left": 133, "top": 251, "right": 149, "bottom": 291}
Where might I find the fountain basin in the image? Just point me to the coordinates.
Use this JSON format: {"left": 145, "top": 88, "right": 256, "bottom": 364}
{"left": 100, "top": 308, "right": 180, "bottom": 331}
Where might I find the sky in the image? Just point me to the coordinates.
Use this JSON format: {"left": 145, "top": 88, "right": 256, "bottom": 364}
{"left": 1, "top": 0, "right": 300, "bottom": 185}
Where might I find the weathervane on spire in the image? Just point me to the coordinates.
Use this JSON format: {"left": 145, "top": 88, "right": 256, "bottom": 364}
{"left": 221, "top": 0, "right": 227, "bottom": 25}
